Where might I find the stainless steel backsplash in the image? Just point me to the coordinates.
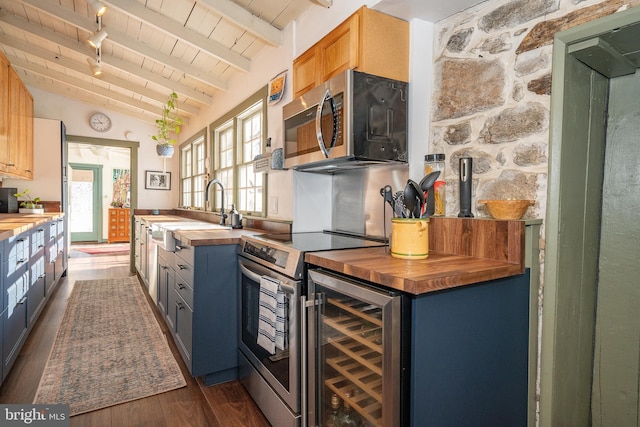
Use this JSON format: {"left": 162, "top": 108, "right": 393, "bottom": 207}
{"left": 331, "top": 164, "right": 408, "bottom": 239}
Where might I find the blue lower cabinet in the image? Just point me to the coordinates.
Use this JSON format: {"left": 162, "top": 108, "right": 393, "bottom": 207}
{"left": 0, "top": 217, "right": 67, "bottom": 386}
{"left": 0, "top": 307, "right": 4, "bottom": 381}
{"left": 164, "top": 242, "right": 238, "bottom": 386}
{"left": 28, "top": 255, "right": 46, "bottom": 326}
{"left": 3, "top": 268, "right": 29, "bottom": 379}
{"left": 410, "top": 271, "right": 530, "bottom": 427}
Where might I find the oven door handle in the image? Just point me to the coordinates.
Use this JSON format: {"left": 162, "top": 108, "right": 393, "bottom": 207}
{"left": 239, "top": 263, "right": 296, "bottom": 295}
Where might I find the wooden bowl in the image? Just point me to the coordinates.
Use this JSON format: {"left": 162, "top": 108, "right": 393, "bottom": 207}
{"left": 478, "top": 199, "right": 534, "bottom": 220}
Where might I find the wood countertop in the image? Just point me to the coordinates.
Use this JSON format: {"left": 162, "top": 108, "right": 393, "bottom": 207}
{"left": 305, "top": 247, "right": 524, "bottom": 295}
{"left": 172, "top": 228, "right": 262, "bottom": 246}
{"left": 305, "top": 217, "right": 528, "bottom": 296}
{"left": 0, "top": 213, "right": 65, "bottom": 240}
{"left": 136, "top": 214, "right": 262, "bottom": 246}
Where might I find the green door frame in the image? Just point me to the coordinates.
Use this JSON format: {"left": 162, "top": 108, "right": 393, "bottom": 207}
{"left": 65, "top": 135, "right": 139, "bottom": 270}
{"left": 541, "top": 6, "right": 640, "bottom": 426}
{"left": 69, "top": 162, "right": 103, "bottom": 242}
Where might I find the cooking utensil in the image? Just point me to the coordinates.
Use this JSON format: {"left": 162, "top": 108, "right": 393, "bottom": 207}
{"left": 393, "top": 192, "right": 405, "bottom": 218}
{"left": 419, "top": 171, "right": 440, "bottom": 217}
{"left": 380, "top": 185, "right": 394, "bottom": 213}
{"left": 403, "top": 180, "right": 424, "bottom": 218}
{"left": 419, "top": 171, "right": 440, "bottom": 192}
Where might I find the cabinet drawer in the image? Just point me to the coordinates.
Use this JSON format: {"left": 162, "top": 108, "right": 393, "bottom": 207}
{"left": 174, "top": 291, "right": 193, "bottom": 363}
{"left": 174, "top": 262, "right": 194, "bottom": 289}
{"left": 174, "top": 277, "right": 194, "bottom": 310}
{"left": 174, "top": 242, "right": 194, "bottom": 266}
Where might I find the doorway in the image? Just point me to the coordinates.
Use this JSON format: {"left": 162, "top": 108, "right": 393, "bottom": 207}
{"left": 541, "top": 7, "right": 640, "bottom": 426}
{"left": 69, "top": 163, "right": 102, "bottom": 242}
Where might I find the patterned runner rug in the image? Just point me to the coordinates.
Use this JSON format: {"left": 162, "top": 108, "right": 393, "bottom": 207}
{"left": 33, "top": 276, "right": 186, "bottom": 416}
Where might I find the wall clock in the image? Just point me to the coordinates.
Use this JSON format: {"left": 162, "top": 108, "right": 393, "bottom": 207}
{"left": 89, "top": 112, "right": 112, "bottom": 132}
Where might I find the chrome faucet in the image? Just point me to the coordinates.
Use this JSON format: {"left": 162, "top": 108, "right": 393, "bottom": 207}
{"left": 205, "top": 178, "right": 227, "bottom": 225}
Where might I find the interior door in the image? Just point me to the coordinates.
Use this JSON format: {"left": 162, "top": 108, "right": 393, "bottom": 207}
{"left": 69, "top": 163, "right": 102, "bottom": 242}
{"left": 591, "top": 69, "right": 640, "bottom": 426}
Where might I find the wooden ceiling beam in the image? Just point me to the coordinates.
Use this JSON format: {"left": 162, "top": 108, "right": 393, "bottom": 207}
{"left": 104, "top": 0, "right": 251, "bottom": 72}
{"left": 9, "top": 55, "right": 165, "bottom": 118}
{"left": 19, "top": 74, "right": 155, "bottom": 123}
{"left": 0, "top": 13, "right": 213, "bottom": 105}
{"left": 198, "top": 0, "right": 282, "bottom": 47}
{"left": 15, "top": 0, "right": 227, "bottom": 92}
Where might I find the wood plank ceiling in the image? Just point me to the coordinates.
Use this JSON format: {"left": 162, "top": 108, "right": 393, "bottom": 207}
{"left": 0, "top": 0, "right": 317, "bottom": 122}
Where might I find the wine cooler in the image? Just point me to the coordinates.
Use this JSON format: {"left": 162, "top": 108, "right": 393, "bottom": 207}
{"left": 304, "top": 269, "right": 408, "bottom": 427}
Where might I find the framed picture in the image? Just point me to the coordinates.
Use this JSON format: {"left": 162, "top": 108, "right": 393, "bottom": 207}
{"left": 145, "top": 170, "right": 171, "bottom": 190}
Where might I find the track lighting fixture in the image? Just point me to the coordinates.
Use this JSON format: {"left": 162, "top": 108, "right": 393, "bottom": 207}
{"left": 87, "top": 57, "right": 103, "bottom": 77}
{"left": 87, "top": 0, "right": 108, "bottom": 17}
{"left": 87, "top": 28, "right": 108, "bottom": 49}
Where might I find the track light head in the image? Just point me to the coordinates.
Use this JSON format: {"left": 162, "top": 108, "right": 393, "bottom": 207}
{"left": 87, "top": 0, "right": 107, "bottom": 17}
{"left": 87, "top": 57, "right": 103, "bottom": 77}
{"left": 87, "top": 28, "right": 108, "bottom": 49}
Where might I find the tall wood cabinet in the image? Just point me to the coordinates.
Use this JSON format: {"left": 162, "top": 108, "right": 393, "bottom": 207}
{"left": 0, "top": 51, "right": 34, "bottom": 180}
{"left": 108, "top": 208, "right": 130, "bottom": 243}
{"left": 292, "top": 6, "right": 409, "bottom": 98}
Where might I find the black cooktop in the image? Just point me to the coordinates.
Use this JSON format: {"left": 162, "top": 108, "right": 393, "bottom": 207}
{"left": 257, "top": 231, "right": 384, "bottom": 252}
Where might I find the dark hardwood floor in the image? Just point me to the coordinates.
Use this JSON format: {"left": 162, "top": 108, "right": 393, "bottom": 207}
{"left": 0, "top": 246, "right": 271, "bottom": 427}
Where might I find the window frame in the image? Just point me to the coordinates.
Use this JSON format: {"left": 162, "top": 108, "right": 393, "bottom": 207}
{"left": 178, "top": 128, "right": 207, "bottom": 209}
{"left": 209, "top": 86, "right": 268, "bottom": 217}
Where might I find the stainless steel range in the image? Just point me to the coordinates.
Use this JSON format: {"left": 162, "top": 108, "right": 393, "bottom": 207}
{"left": 237, "top": 231, "right": 385, "bottom": 427}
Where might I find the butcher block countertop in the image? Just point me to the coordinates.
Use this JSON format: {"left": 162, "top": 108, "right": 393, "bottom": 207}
{"left": 305, "top": 217, "right": 529, "bottom": 296}
{"left": 0, "top": 213, "right": 65, "bottom": 240}
{"left": 135, "top": 214, "right": 263, "bottom": 246}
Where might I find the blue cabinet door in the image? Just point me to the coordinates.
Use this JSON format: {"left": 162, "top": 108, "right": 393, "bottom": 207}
{"left": 410, "top": 271, "right": 530, "bottom": 427}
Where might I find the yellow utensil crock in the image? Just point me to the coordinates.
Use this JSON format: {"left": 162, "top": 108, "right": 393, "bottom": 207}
{"left": 390, "top": 218, "right": 429, "bottom": 259}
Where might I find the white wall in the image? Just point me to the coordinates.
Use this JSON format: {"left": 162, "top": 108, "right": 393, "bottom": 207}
{"left": 27, "top": 87, "right": 179, "bottom": 210}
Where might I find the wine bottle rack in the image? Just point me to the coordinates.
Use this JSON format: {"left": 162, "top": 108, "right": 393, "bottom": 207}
{"left": 322, "top": 295, "right": 384, "bottom": 426}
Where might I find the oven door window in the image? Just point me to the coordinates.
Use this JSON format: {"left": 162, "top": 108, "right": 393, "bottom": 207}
{"left": 241, "top": 273, "right": 291, "bottom": 392}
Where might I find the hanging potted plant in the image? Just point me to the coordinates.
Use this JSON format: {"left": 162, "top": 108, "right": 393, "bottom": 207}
{"left": 14, "top": 189, "right": 44, "bottom": 214}
{"left": 152, "top": 91, "right": 184, "bottom": 158}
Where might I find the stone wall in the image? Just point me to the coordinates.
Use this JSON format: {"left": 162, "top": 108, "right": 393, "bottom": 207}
{"left": 432, "top": 0, "right": 640, "bottom": 421}
{"left": 432, "top": 0, "right": 639, "bottom": 221}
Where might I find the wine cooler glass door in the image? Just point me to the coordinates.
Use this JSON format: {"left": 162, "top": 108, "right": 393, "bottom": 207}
{"left": 307, "top": 269, "right": 402, "bottom": 427}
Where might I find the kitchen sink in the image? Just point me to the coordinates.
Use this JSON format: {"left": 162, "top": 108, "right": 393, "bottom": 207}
{"left": 156, "top": 221, "right": 231, "bottom": 231}
{"left": 152, "top": 221, "right": 231, "bottom": 251}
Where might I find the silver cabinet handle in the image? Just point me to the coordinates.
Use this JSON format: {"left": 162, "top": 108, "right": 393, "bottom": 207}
{"left": 176, "top": 302, "right": 184, "bottom": 310}
{"left": 177, "top": 283, "right": 185, "bottom": 290}
{"left": 175, "top": 245, "right": 183, "bottom": 251}
{"left": 177, "top": 264, "right": 187, "bottom": 270}
{"left": 17, "top": 296, "right": 27, "bottom": 305}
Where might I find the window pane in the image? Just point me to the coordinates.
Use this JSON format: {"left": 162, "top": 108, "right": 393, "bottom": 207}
{"left": 210, "top": 96, "right": 265, "bottom": 216}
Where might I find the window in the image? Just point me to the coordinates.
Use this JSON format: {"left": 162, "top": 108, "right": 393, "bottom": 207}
{"left": 210, "top": 87, "right": 267, "bottom": 216}
{"left": 179, "top": 129, "right": 206, "bottom": 209}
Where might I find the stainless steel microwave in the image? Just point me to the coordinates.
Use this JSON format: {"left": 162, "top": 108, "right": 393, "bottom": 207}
{"left": 282, "top": 70, "right": 408, "bottom": 172}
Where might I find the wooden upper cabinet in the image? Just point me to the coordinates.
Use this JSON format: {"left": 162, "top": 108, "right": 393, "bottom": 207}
{"left": 292, "top": 48, "right": 318, "bottom": 100}
{"left": 293, "top": 7, "right": 409, "bottom": 98}
{"left": 0, "top": 52, "right": 10, "bottom": 174}
{"left": 3, "top": 52, "right": 34, "bottom": 180}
